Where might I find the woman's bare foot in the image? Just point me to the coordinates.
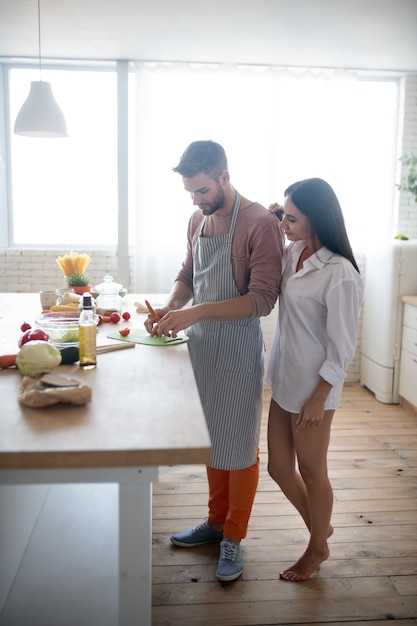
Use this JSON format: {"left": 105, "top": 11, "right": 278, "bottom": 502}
{"left": 279, "top": 544, "right": 330, "bottom": 582}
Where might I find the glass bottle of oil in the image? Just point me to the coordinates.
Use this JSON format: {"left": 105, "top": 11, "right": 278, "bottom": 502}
{"left": 79, "top": 293, "right": 97, "bottom": 369}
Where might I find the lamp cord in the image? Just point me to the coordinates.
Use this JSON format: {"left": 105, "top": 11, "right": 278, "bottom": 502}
{"left": 37, "top": 0, "right": 42, "bottom": 79}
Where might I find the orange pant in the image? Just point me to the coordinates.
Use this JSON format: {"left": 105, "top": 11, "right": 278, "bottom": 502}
{"left": 206, "top": 451, "right": 260, "bottom": 541}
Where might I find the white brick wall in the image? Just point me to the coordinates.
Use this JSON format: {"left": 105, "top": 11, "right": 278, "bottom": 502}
{"left": 0, "top": 249, "right": 120, "bottom": 293}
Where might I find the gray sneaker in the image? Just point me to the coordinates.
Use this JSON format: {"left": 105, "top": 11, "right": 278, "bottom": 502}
{"left": 216, "top": 538, "right": 243, "bottom": 581}
{"left": 170, "top": 521, "right": 223, "bottom": 547}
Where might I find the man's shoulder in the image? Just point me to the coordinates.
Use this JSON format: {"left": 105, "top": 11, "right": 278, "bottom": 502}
{"left": 239, "top": 201, "right": 281, "bottom": 226}
{"left": 188, "top": 209, "right": 205, "bottom": 227}
{"left": 240, "top": 201, "right": 277, "bottom": 221}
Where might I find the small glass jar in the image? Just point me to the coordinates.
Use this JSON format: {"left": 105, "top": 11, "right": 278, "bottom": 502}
{"left": 95, "top": 274, "right": 123, "bottom": 316}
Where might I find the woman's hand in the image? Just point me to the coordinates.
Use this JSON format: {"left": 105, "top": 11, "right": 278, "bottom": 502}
{"left": 296, "top": 397, "right": 326, "bottom": 431}
{"left": 268, "top": 202, "right": 284, "bottom": 220}
{"left": 295, "top": 378, "right": 332, "bottom": 431}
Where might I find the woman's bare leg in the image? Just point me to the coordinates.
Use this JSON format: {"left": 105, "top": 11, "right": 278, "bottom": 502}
{"left": 267, "top": 399, "right": 311, "bottom": 529}
{"left": 280, "top": 409, "right": 335, "bottom": 581}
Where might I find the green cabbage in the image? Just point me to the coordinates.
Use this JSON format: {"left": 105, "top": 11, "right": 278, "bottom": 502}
{"left": 16, "top": 340, "right": 62, "bottom": 377}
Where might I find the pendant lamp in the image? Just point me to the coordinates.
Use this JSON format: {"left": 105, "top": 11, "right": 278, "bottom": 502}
{"left": 14, "top": 0, "right": 68, "bottom": 138}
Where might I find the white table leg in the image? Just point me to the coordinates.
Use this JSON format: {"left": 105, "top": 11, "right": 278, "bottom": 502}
{"left": 0, "top": 466, "right": 159, "bottom": 625}
{"left": 118, "top": 467, "right": 158, "bottom": 626}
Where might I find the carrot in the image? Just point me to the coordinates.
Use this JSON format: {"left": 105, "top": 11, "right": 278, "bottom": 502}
{"left": 145, "top": 299, "right": 161, "bottom": 321}
{"left": 50, "top": 304, "right": 79, "bottom": 312}
{"left": 0, "top": 354, "right": 17, "bottom": 369}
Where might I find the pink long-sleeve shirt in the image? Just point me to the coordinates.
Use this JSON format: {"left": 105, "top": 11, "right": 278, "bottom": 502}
{"left": 175, "top": 201, "right": 284, "bottom": 317}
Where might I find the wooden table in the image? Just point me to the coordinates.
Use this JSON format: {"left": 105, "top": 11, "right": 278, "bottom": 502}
{"left": 0, "top": 293, "right": 211, "bottom": 625}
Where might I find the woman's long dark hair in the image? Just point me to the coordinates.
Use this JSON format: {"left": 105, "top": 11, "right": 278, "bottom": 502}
{"left": 285, "top": 178, "right": 360, "bottom": 273}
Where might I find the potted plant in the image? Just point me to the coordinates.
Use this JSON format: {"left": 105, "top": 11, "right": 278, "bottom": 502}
{"left": 66, "top": 271, "right": 91, "bottom": 295}
{"left": 56, "top": 251, "right": 91, "bottom": 295}
{"left": 397, "top": 153, "right": 417, "bottom": 202}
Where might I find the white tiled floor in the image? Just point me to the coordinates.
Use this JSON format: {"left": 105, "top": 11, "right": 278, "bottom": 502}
{"left": 0, "top": 484, "right": 119, "bottom": 626}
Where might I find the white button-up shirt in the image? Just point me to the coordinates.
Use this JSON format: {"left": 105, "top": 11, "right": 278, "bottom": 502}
{"left": 268, "top": 241, "right": 364, "bottom": 413}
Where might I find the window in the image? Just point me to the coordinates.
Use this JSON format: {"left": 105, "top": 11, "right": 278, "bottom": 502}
{"left": 3, "top": 62, "right": 398, "bottom": 264}
{"left": 8, "top": 66, "right": 118, "bottom": 246}
{"left": 133, "top": 64, "right": 398, "bottom": 257}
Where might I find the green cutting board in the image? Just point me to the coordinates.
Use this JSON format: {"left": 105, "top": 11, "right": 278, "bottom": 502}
{"left": 106, "top": 328, "right": 189, "bottom": 346}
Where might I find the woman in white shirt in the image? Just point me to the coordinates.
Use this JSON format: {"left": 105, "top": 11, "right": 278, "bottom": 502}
{"left": 267, "top": 178, "right": 364, "bottom": 582}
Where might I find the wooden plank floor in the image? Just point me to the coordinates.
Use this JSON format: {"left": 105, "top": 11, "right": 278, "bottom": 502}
{"left": 151, "top": 384, "right": 417, "bottom": 626}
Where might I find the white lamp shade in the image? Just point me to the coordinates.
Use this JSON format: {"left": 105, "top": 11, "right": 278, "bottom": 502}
{"left": 14, "top": 80, "right": 68, "bottom": 138}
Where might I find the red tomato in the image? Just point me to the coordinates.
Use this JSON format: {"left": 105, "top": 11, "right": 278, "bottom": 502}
{"left": 96, "top": 314, "right": 103, "bottom": 326}
{"left": 122, "top": 312, "right": 131, "bottom": 321}
{"left": 20, "top": 321, "right": 32, "bottom": 332}
{"left": 110, "top": 312, "right": 121, "bottom": 324}
{"left": 119, "top": 327, "right": 130, "bottom": 336}
{"left": 18, "top": 328, "right": 49, "bottom": 348}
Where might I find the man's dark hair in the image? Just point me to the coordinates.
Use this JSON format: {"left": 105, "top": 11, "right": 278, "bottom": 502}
{"left": 173, "top": 140, "right": 228, "bottom": 180}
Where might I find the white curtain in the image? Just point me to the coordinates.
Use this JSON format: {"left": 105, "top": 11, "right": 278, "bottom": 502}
{"left": 131, "top": 62, "right": 397, "bottom": 293}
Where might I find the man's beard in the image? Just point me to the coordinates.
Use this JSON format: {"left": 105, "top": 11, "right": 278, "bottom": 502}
{"left": 200, "top": 186, "right": 225, "bottom": 216}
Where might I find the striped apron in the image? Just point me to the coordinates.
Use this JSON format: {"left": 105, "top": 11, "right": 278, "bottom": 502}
{"left": 187, "top": 193, "right": 265, "bottom": 470}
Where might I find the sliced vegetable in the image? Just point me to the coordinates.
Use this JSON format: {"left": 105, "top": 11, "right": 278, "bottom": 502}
{"left": 110, "top": 312, "right": 121, "bottom": 323}
{"left": 122, "top": 312, "right": 131, "bottom": 321}
{"left": 145, "top": 299, "right": 160, "bottom": 321}
{"left": 0, "top": 354, "right": 17, "bottom": 369}
{"left": 16, "top": 341, "right": 62, "bottom": 377}
{"left": 60, "top": 328, "right": 79, "bottom": 343}
{"left": 20, "top": 321, "right": 32, "bottom": 332}
{"left": 119, "top": 327, "right": 130, "bottom": 336}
